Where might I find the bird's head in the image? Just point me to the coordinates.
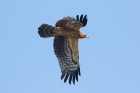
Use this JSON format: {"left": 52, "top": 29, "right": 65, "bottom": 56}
{"left": 79, "top": 31, "right": 89, "bottom": 39}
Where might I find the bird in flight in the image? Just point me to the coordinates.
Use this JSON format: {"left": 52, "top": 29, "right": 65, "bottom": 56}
{"left": 38, "top": 14, "right": 88, "bottom": 84}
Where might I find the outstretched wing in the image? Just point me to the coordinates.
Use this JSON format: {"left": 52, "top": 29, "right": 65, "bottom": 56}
{"left": 53, "top": 36, "right": 81, "bottom": 84}
{"left": 55, "top": 14, "right": 88, "bottom": 30}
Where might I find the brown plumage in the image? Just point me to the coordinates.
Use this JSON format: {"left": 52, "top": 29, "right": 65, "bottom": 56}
{"left": 38, "top": 14, "right": 88, "bottom": 84}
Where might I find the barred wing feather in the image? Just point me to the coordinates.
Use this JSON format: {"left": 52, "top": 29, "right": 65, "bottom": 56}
{"left": 53, "top": 36, "right": 81, "bottom": 84}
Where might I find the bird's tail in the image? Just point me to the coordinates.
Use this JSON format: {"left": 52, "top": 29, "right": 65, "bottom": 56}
{"left": 38, "top": 24, "right": 56, "bottom": 38}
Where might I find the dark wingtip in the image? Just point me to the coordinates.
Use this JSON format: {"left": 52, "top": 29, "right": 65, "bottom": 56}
{"left": 61, "top": 74, "right": 65, "bottom": 80}
{"left": 80, "top": 14, "right": 83, "bottom": 22}
{"left": 76, "top": 14, "right": 88, "bottom": 27}
{"left": 61, "top": 66, "right": 81, "bottom": 85}
{"left": 75, "top": 71, "right": 78, "bottom": 81}
{"left": 76, "top": 15, "right": 79, "bottom": 21}
{"left": 73, "top": 74, "right": 75, "bottom": 84}
{"left": 82, "top": 15, "right": 88, "bottom": 27}
{"left": 78, "top": 66, "right": 81, "bottom": 76}
{"left": 69, "top": 74, "right": 73, "bottom": 85}
{"left": 64, "top": 73, "right": 69, "bottom": 83}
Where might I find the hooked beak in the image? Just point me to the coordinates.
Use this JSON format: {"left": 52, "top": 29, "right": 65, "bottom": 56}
{"left": 85, "top": 35, "right": 89, "bottom": 38}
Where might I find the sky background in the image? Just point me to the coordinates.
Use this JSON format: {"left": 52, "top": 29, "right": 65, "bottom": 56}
{"left": 0, "top": 0, "right": 140, "bottom": 93}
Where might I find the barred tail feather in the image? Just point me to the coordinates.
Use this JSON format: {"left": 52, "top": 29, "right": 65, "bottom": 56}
{"left": 38, "top": 24, "right": 56, "bottom": 38}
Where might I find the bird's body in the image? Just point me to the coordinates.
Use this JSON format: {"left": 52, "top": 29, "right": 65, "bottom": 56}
{"left": 38, "top": 14, "right": 88, "bottom": 84}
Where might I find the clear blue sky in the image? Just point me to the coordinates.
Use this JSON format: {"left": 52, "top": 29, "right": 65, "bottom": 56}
{"left": 0, "top": 0, "right": 140, "bottom": 93}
